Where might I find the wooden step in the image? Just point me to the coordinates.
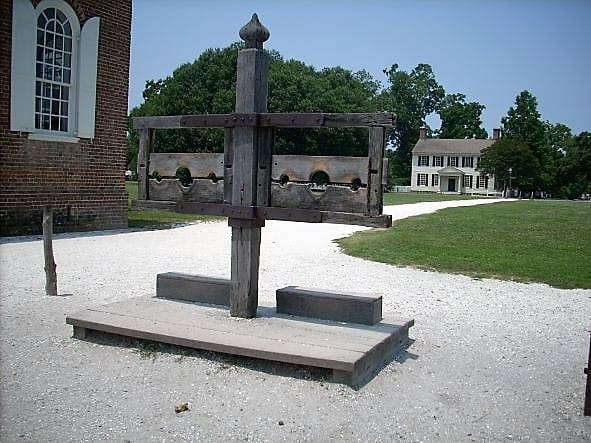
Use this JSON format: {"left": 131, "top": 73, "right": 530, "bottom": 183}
{"left": 66, "top": 296, "right": 413, "bottom": 388}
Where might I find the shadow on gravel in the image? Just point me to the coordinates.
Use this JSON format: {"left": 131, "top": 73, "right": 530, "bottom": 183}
{"left": 76, "top": 329, "right": 414, "bottom": 390}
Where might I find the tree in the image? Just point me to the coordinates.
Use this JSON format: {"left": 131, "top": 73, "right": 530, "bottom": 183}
{"left": 560, "top": 131, "right": 591, "bottom": 199}
{"left": 478, "top": 137, "right": 540, "bottom": 191}
{"left": 438, "top": 93, "right": 487, "bottom": 139}
{"left": 378, "top": 63, "right": 445, "bottom": 183}
{"left": 127, "top": 44, "right": 380, "bottom": 171}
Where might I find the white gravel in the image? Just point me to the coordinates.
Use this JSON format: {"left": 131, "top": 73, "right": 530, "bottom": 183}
{"left": 1, "top": 199, "right": 589, "bottom": 442}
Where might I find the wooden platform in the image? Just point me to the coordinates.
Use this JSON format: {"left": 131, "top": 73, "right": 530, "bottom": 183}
{"left": 66, "top": 296, "right": 413, "bottom": 388}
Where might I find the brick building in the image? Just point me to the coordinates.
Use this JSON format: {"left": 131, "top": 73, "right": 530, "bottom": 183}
{"left": 0, "top": 0, "right": 131, "bottom": 235}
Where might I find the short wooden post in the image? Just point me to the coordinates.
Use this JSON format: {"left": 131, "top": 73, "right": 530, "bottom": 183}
{"left": 229, "top": 14, "right": 271, "bottom": 318}
{"left": 585, "top": 332, "right": 591, "bottom": 416}
{"left": 367, "top": 127, "right": 386, "bottom": 216}
{"left": 138, "top": 128, "right": 154, "bottom": 201}
{"left": 42, "top": 206, "right": 57, "bottom": 296}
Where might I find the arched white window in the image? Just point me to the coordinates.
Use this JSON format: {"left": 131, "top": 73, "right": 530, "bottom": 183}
{"left": 11, "top": 0, "right": 100, "bottom": 140}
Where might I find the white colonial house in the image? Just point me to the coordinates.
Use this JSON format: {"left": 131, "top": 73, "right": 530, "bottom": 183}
{"left": 410, "top": 127, "right": 501, "bottom": 195}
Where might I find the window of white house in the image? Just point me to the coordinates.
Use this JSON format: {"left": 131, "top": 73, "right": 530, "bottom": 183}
{"left": 447, "top": 156, "right": 459, "bottom": 167}
{"left": 433, "top": 156, "right": 443, "bottom": 167}
{"left": 463, "top": 175, "right": 473, "bottom": 188}
{"left": 461, "top": 156, "right": 474, "bottom": 168}
{"left": 476, "top": 175, "right": 488, "bottom": 188}
{"left": 417, "top": 173, "right": 428, "bottom": 186}
{"left": 418, "top": 155, "right": 429, "bottom": 166}
{"left": 11, "top": 0, "right": 101, "bottom": 140}
{"left": 432, "top": 174, "right": 439, "bottom": 186}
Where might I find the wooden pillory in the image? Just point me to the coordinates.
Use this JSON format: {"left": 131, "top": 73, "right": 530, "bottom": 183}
{"left": 67, "top": 15, "right": 413, "bottom": 387}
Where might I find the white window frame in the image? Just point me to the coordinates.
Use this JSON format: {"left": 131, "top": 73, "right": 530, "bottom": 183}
{"left": 476, "top": 175, "right": 488, "bottom": 189}
{"left": 462, "top": 156, "right": 474, "bottom": 168}
{"left": 432, "top": 174, "right": 439, "bottom": 186}
{"left": 418, "top": 155, "right": 429, "bottom": 167}
{"left": 433, "top": 156, "right": 443, "bottom": 167}
{"left": 447, "top": 156, "right": 458, "bottom": 167}
{"left": 417, "top": 173, "right": 428, "bottom": 186}
{"left": 11, "top": 0, "right": 100, "bottom": 140}
{"left": 463, "top": 175, "right": 473, "bottom": 188}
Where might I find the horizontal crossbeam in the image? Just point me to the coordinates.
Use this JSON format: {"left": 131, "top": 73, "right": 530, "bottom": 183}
{"left": 135, "top": 200, "right": 392, "bottom": 228}
{"left": 133, "top": 112, "right": 395, "bottom": 129}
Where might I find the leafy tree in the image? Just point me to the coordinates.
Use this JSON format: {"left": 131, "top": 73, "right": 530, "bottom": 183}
{"left": 438, "top": 93, "right": 487, "bottom": 139}
{"left": 377, "top": 63, "right": 445, "bottom": 183}
{"left": 127, "top": 44, "right": 380, "bottom": 172}
{"left": 501, "top": 90, "right": 546, "bottom": 151}
{"left": 560, "top": 131, "right": 591, "bottom": 199}
{"left": 478, "top": 137, "right": 540, "bottom": 191}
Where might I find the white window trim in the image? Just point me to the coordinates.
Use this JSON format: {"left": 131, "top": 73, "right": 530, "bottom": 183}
{"left": 11, "top": 0, "right": 100, "bottom": 140}
{"left": 28, "top": 133, "right": 79, "bottom": 143}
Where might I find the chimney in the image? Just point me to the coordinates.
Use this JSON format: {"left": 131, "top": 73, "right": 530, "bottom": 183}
{"left": 492, "top": 128, "right": 501, "bottom": 140}
{"left": 419, "top": 126, "right": 427, "bottom": 140}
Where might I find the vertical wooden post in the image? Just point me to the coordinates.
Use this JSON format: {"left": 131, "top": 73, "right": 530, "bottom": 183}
{"left": 585, "top": 332, "right": 591, "bottom": 416}
{"left": 138, "top": 128, "right": 154, "bottom": 201}
{"left": 367, "top": 127, "right": 386, "bottom": 216}
{"left": 229, "top": 14, "right": 271, "bottom": 318}
{"left": 43, "top": 206, "right": 57, "bottom": 296}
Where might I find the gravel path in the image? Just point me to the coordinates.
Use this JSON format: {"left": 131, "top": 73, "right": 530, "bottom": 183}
{"left": 1, "top": 199, "right": 589, "bottom": 442}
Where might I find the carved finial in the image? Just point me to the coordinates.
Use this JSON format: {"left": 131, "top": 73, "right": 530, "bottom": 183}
{"left": 239, "top": 13, "right": 270, "bottom": 49}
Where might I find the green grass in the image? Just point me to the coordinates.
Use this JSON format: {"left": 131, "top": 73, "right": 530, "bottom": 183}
{"left": 383, "top": 191, "right": 490, "bottom": 206}
{"left": 125, "top": 181, "right": 216, "bottom": 229}
{"left": 337, "top": 200, "right": 591, "bottom": 289}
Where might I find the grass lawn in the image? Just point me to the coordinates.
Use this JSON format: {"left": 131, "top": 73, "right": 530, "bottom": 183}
{"left": 337, "top": 200, "right": 591, "bottom": 289}
{"left": 383, "top": 191, "right": 491, "bottom": 206}
{"left": 125, "top": 181, "right": 216, "bottom": 229}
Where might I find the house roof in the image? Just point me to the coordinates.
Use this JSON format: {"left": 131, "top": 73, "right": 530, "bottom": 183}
{"left": 412, "top": 138, "right": 495, "bottom": 155}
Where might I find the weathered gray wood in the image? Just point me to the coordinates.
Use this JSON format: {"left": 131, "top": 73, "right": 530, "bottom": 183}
{"left": 223, "top": 128, "right": 234, "bottom": 204}
{"left": 256, "top": 127, "right": 273, "bottom": 207}
{"left": 133, "top": 112, "right": 396, "bottom": 130}
{"left": 368, "top": 127, "right": 386, "bottom": 216}
{"left": 276, "top": 286, "right": 382, "bottom": 325}
{"left": 66, "top": 295, "right": 413, "bottom": 387}
{"left": 137, "top": 128, "right": 154, "bottom": 200}
{"left": 272, "top": 155, "right": 369, "bottom": 185}
{"left": 135, "top": 200, "right": 177, "bottom": 211}
{"left": 321, "top": 212, "right": 392, "bottom": 228}
{"left": 229, "top": 38, "right": 270, "bottom": 318}
{"left": 72, "top": 325, "right": 87, "bottom": 339}
{"left": 149, "top": 153, "right": 224, "bottom": 178}
{"left": 271, "top": 182, "right": 367, "bottom": 213}
{"left": 177, "top": 202, "right": 255, "bottom": 219}
{"left": 42, "top": 206, "right": 57, "bottom": 296}
{"left": 149, "top": 179, "right": 224, "bottom": 203}
{"left": 157, "top": 272, "right": 230, "bottom": 305}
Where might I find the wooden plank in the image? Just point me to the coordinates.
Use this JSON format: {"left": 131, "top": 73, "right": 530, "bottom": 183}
{"left": 135, "top": 200, "right": 177, "bottom": 211}
{"left": 148, "top": 179, "right": 224, "bottom": 203}
{"left": 137, "top": 128, "right": 154, "bottom": 200}
{"left": 177, "top": 202, "right": 254, "bottom": 218}
{"left": 66, "top": 296, "right": 413, "bottom": 387}
{"left": 276, "top": 286, "right": 382, "bottom": 325}
{"left": 149, "top": 153, "right": 224, "bottom": 178}
{"left": 272, "top": 155, "right": 368, "bottom": 185}
{"left": 367, "top": 127, "right": 386, "bottom": 216}
{"left": 133, "top": 112, "right": 396, "bottom": 130}
{"left": 157, "top": 273, "right": 230, "bottom": 305}
{"left": 321, "top": 212, "right": 392, "bottom": 228}
{"left": 256, "top": 127, "right": 273, "bottom": 207}
{"left": 259, "top": 207, "right": 322, "bottom": 223}
{"left": 134, "top": 115, "right": 183, "bottom": 129}
{"left": 271, "top": 182, "right": 367, "bottom": 213}
{"left": 223, "top": 128, "right": 234, "bottom": 204}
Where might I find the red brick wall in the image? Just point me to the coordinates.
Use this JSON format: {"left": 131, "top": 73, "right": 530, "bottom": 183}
{"left": 0, "top": 0, "right": 132, "bottom": 235}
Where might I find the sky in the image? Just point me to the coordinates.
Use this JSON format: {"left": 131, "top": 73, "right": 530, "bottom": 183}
{"left": 129, "top": 0, "right": 591, "bottom": 136}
